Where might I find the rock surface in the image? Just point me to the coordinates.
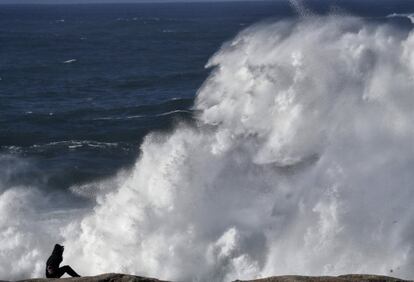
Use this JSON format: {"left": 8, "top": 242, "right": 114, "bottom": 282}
{"left": 235, "top": 274, "right": 412, "bottom": 282}
{"left": 12, "top": 273, "right": 412, "bottom": 282}
{"left": 16, "top": 273, "right": 169, "bottom": 282}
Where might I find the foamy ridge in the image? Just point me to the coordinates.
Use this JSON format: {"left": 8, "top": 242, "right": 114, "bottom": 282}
{"left": 387, "top": 13, "right": 414, "bottom": 24}
{"left": 2, "top": 16, "right": 414, "bottom": 281}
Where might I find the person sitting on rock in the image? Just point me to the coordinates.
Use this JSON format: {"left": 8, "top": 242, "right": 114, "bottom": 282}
{"left": 45, "top": 244, "right": 81, "bottom": 278}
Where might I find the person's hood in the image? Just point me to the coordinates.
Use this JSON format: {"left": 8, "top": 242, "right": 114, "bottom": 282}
{"left": 52, "top": 244, "right": 64, "bottom": 256}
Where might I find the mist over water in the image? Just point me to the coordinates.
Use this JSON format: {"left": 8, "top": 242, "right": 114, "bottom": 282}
{"left": 3, "top": 11, "right": 414, "bottom": 282}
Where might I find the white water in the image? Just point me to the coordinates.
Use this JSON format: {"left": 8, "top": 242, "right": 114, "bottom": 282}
{"left": 2, "top": 16, "right": 414, "bottom": 281}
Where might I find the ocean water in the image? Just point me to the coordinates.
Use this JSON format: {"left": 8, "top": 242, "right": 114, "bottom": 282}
{"left": 1, "top": 1, "right": 286, "bottom": 190}
{"left": 2, "top": 1, "right": 414, "bottom": 281}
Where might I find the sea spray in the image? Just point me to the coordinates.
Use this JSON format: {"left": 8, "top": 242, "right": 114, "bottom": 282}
{"left": 2, "top": 16, "right": 414, "bottom": 281}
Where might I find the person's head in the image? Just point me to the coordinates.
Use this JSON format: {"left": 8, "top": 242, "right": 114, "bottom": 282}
{"left": 53, "top": 244, "right": 64, "bottom": 255}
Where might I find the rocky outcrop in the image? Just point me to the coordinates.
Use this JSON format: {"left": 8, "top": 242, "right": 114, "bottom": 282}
{"left": 13, "top": 273, "right": 411, "bottom": 282}
{"left": 16, "top": 273, "right": 169, "bottom": 282}
{"left": 235, "top": 274, "right": 412, "bottom": 282}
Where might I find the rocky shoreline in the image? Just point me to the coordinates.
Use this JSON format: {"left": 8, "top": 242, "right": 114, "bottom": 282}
{"left": 16, "top": 274, "right": 167, "bottom": 282}
{"left": 11, "top": 273, "right": 412, "bottom": 282}
{"left": 235, "top": 274, "right": 412, "bottom": 281}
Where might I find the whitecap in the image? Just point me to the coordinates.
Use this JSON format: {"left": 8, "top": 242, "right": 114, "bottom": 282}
{"left": 63, "top": 59, "right": 77, "bottom": 64}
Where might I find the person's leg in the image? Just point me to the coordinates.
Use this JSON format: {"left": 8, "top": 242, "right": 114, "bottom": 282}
{"left": 54, "top": 267, "right": 66, "bottom": 278}
{"left": 58, "top": 265, "right": 81, "bottom": 277}
{"left": 46, "top": 267, "right": 59, "bottom": 278}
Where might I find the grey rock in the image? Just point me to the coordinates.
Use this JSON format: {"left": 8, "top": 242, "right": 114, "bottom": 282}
{"left": 234, "top": 274, "right": 412, "bottom": 282}
{"left": 15, "top": 273, "right": 170, "bottom": 282}
{"left": 9, "top": 273, "right": 412, "bottom": 282}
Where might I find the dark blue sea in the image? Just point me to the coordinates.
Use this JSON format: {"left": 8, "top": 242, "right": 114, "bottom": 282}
{"left": 1, "top": 1, "right": 292, "bottom": 192}
{"left": 1, "top": 0, "right": 413, "bottom": 195}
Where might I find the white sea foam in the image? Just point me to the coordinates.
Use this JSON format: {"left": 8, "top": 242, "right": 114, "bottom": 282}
{"left": 2, "top": 16, "right": 414, "bottom": 281}
{"left": 93, "top": 109, "right": 191, "bottom": 121}
{"left": 155, "top": 110, "right": 192, "bottom": 117}
{"left": 31, "top": 140, "right": 120, "bottom": 150}
{"left": 387, "top": 13, "right": 414, "bottom": 24}
{"left": 0, "top": 156, "right": 85, "bottom": 279}
{"left": 63, "top": 59, "right": 77, "bottom": 64}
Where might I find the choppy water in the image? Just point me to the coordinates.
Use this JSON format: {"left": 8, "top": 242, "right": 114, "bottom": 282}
{"left": 1, "top": 2, "right": 273, "bottom": 189}
{"left": 2, "top": 1, "right": 414, "bottom": 281}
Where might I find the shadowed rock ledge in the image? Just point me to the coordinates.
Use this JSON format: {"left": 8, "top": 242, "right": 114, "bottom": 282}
{"left": 13, "top": 273, "right": 412, "bottom": 282}
{"left": 16, "top": 273, "right": 168, "bottom": 282}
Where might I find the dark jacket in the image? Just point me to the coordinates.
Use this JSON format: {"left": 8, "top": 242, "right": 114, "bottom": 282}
{"left": 45, "top": 244, "right": 64, "bottom": 278}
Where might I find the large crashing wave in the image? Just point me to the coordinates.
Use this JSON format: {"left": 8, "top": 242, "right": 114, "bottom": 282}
{"left": 2, "top": 16, "right": 414, "bottom": 281}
